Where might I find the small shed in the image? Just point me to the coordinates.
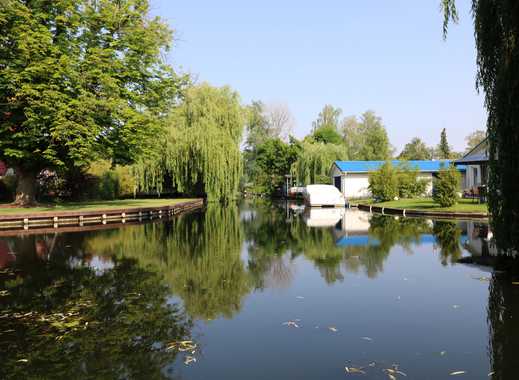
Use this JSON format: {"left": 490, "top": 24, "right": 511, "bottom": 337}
{"left": 330, "top": 160, "right": 464, "bottom": 199}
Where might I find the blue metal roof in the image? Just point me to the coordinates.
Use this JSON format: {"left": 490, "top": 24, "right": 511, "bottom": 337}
{"left": 333, "top": 160, "right": 466, "bottom": 173}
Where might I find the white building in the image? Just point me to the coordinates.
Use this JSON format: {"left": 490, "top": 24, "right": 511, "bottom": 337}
{"left": 330, "top": 160, "right": 465, "bottom": 200}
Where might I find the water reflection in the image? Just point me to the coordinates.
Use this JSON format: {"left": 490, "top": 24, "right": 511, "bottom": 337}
{"left": 3, "top": 202, "right": 519, "bottom": 379}
{"left": 0, "top": 234, "right": 192, "bottom": 380}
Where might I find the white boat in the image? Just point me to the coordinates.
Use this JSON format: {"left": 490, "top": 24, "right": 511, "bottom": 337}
{"left": 303, "top": 207, "right": 345, "bottom": 227}
{"left": 302, "top": 184, "right": 346, "bottom": 207}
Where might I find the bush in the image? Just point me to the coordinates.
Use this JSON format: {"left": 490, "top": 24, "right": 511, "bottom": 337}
{"left": 0, "top": 174, "right": 16, "bottom": 202}
{"left": 368, "top": 161, "right": 398, "bottom": 201}
{"left": 433, "top": 165, "right": 460, "bottom": 207}
{"left": 396, "top": 163, "right": 428, "bottom": 198}
{"left": 369, "top": 161, "right": 429, "bottom": 201}
{"left": 87, "top": 161, "right": 136, "bottom": 200}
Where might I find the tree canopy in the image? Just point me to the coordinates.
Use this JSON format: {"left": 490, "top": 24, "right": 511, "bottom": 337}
{"left": 0, "top": 0, "right": 184, "bottom": 204}
{"left": 443, "top": 0, "right": 519, "bottom": 252}
{"left": 134, "top": 84, "right": 245, "bottom": 202}
{"left": 398, "top": 137, "right": 433, "bottom": 160}
{"left": 465, "top": 130, "right": 486, "bottom": 153}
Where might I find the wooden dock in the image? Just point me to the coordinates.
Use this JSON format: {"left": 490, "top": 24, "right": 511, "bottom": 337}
{"left": 0, "top": 199, "right": 204, "bottom": 233}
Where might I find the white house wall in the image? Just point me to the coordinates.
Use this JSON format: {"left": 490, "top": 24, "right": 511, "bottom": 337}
{"left": 333, "top": 171, "right": 435, "bottom": 199}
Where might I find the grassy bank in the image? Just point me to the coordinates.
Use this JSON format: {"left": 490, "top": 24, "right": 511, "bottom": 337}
{"left": 368, "top": 198, "right": 488, "bottom": 214}
{"left": 0, "top": 198, "right": 194, "bottom": 215}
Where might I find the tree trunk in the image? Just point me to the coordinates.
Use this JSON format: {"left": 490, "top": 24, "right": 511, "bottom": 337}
{"left": 14, "top": 168, "right": 37, "bottom": 207}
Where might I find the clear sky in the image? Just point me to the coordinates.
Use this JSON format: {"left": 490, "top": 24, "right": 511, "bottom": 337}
{"left": 151, "top": 0, "right": 486, "bottom": 153}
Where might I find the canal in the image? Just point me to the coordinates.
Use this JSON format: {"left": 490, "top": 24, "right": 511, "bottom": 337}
{"left": 1, "top": 201, "right": 517, "bottom": 379}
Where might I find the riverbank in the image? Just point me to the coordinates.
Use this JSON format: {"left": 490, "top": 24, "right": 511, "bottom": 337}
{"left": 0, "top": 198, "right": 204, "bottom": 231}
{"left": 354, "top": 197, "right": 488, "bottom": 219}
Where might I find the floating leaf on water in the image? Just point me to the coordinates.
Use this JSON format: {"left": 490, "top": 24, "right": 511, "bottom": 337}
{"left": 361, "top": 337, "right": 373, "bottom": 341}
{"left": 345, "top": 366, "right": 365, "bottom": 374}
{"left": 450, "top": 370, "right": 466, "bottom": 376}
{"left": 328, "top": 326, "right": 338, "bottom": 333}
{"left": 470, "top": 275, "right": 490, "bottom": 281}
{"left": 184, "top": 356, "right": 196, "bottom": 365}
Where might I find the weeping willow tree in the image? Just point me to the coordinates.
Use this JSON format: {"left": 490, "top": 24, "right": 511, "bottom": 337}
{"left": 134, "top": 83, "right": 245, "bottom": 202}
{"left": 291, "top": 142, "right": 347, "bottom": 185}
{"left": 443, "top": 1, "right": 519, "bottom": 253}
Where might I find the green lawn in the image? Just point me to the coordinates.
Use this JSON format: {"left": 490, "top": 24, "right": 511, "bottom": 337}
{"left": 0, "top": 198, "right": 194, "bottom": 215}
{"left": 371, "top": 198, "right": 488, "bottom": 213}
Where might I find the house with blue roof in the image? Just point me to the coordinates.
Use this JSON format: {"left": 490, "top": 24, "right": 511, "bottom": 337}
{"left": 330, "top": 160, "right": 466, "bottom": 199}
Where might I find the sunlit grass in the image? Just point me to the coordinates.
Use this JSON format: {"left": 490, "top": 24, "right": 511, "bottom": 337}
{"left": 371, "top": 198, "right": 488, "bottom": 213}
{"left": 0, "top": 198, "right": 194, "bottom": 215}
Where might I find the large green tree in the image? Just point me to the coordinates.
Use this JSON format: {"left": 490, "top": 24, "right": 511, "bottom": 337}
{"left": 357, "top": 111, "right": 392, "bottom": 160}
{"left": 311, "top": 104, "right": 342, "bottom": 132}
{"left": 341, "top": 111, "right": 392, "bottom": 160}
{"left": 134, "top": 84, "right": 245, "bottom": 202}
{"left": 255, "top": 137, "right": 300, "bottom": 195}
{"left": 0, "top": 0, "right": 183, "bottom": 205}
{"left": 443, "top": 1, "right": 519, "bottom": 252}
{"left": 398, "top": 137, "right": 433, "bottom": 160}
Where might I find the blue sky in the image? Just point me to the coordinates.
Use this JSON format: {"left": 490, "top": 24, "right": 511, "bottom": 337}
{"left": 151, "top": 0, "right": 485, "bottom": 152}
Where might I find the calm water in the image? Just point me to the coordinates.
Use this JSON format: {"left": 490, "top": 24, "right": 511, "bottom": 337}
{"left": 1, "top": 201, "right": 518, "bottom": 380}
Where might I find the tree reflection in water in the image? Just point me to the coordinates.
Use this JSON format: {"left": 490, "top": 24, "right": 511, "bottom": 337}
{"left": 84, "top": 203, "right": 251, "bottom": 320}
{"left": 244, "top": 202, "right": 435, "bottom": 284}
{"left": 487, "top": 265, "right": 519, "bottom": 380}
{"left": 432, "top": 220, "right": 462, "bottom": 265}
{"left": 0, "top": 235, "right": 192, "bottom": 380}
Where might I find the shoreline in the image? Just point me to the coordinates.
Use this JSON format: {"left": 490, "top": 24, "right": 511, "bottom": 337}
{"left": 354, "top": 203, "right": 489, "bottom": 220}
{"left": 0, "top": 199, "right": 204, "bottom": 232}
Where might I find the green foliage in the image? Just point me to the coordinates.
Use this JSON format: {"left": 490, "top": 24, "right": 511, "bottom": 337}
{"left": 85, "top": 204, "right": 251, "bottom": 320}
{"left": 87, "top": 161, "right": 135, "bottom": 200}
{"left": 436, "top": 128, "right": 452, "bottom": 159}
{"left": 458, "top": 0, "right": 519, "bottom": 252}
{"left": 465, "top": 130, "right": 486, "bottom": 153}
{"left": 433, "top": 220, "right": 462, "bottom": 265}
{"left": 396, "top": 162, "right": 428, "bottom": 198}
{"left": 369, "top": 162, "right": 428, "bottom": 201}
{"left": 342, "top": 111, "right": 392, "bottom": 160}
{"left": 292, "top": 141, "right": 346, "bottom": 185}
{"left": 134, "top": 84, "right": 245, "bottom": 202}
{"left": 368, "top": 162, "right": 398, "bottom": 201}
{"left": 311, "top": 126, "right": 343, "bottom": 145}
{"left": 311, "top": 104, "right": 342, "bottom": 131}
{"left": 398, "top": 137, "right": 433, "bottom": 160}
{"left": 0, "top": 174, "right": 16, "bottom": 201}
{"left": 0, "top": 0, "right": 185, "bottom": 203}
{"left": 0, "top": 236, "right": 192, "bottom": 379}
{"left": 433, "top": 165, "right": 460, "bottom": 207}
{"left": 254, "top": 138, "right": 300, "bottom": 195}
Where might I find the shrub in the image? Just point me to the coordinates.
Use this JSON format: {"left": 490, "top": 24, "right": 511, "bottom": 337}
{"left": 396, "top": 163, "right": 428, "bottom": 198}
{"left": 0, "top": 174, "right": 16, "bottom": 202}
{"left": 433, "top": 165, "right": 461, "bottom": 207}
{"left": 87, "top": 161, "right": 136, "bottom": 200}
{"left": 368, "top": 161, "right": 398, "bottom": 201}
